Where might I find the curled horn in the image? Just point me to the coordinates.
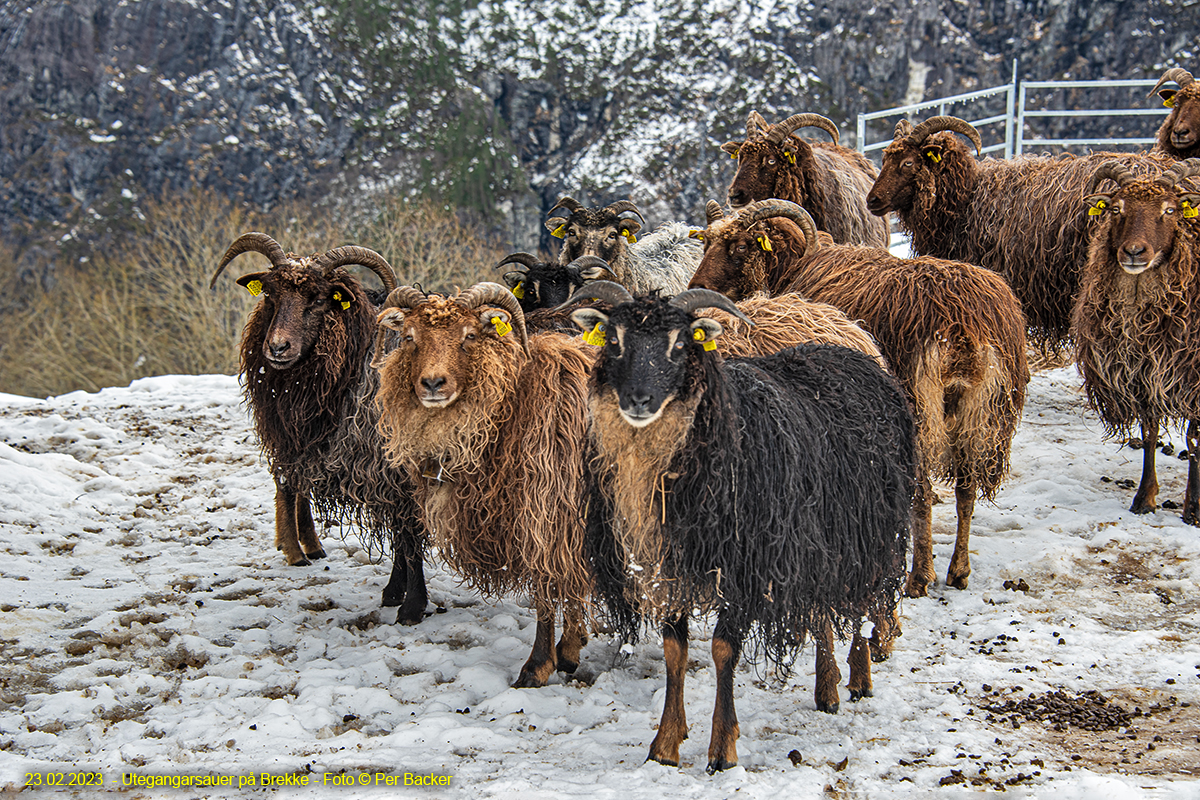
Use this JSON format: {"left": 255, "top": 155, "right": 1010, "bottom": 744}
{"left": 893, "top": 119, "right": 914, "bottom": 140}
{"left": 1157, "top": 157, "right": 1200, "bottom": 190}
{"left": 457, "top": 282, "right": 529, "bottom": 354}
{"left": 210, "top": 232, "right": 289, "bottom": 289}
{"left": 670, "top": 288, "right": 753, "bottom": 325}
{"left": 604, "top": 200, "right": 645, "bottom": 224}
{"left": 1150, "top": 67, "right": 1195, "bottom": 97}
{"left": 371, "top": 286, "right": 428, "bottom": 369}
{"left": 746, "top": 110, "right": 769, "bottom": 139}
{"left": 906, "top": 116, "right": 982, "bottom": 156}
{"left": 315, "top": 246, "right": 397, "bottom": 293}
{"left": 766, "top": 113, "right": 840, "bottom": 146}
{"left": 1087, "top": 161, "right": 1137, "bottom": 194}
{"left": 740, "top": 200, "right": 820, "bottom": 258}
{"left": 496, "top": 252, "right": 543, "bottom": 272}
{"left": 706, "top": 200, "right": 725, "bottom": 225}
{"left": 549, "top": 196, "right": 585, "bottom": 218}
{"left": 557, "top": 280, "right": 634, "bottom": 310}
{"left": 564, "top": 255, "right": 612, "bottom": 274}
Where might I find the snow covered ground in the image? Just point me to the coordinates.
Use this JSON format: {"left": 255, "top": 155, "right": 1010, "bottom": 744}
{"left": 0, "top": 366, "right": 1197, "bottom": 798}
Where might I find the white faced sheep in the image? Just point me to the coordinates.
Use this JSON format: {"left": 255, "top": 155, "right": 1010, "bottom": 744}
{"left": 566, "top": 282, "right": 915, "bottom": 773}
{"left": 865, "top": 115, "right": 1173, "bottom": 350}
{"left": 545, "top": 197, "right": 701, "bottom": 294}
{"left": 371, "top": 283, "right": 595, "bottom": 687}
{"left": 689, "top": 200, "right": 1030, "bottom": 596}
{"left": 1074, "top": 158, "right": 1200, "bottom": 521}
{"left": 722, "top": 110, "right": 890, "bottom": 247}
{"left": 210, "top": 233, "right": 427, "bottom": 624}
{"left": 1150, "top": 68, "right": 1200, "bottom": 161}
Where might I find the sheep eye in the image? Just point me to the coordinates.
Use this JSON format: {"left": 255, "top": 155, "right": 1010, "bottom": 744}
{"left": 766, "top": 157, "right": 776, "bottom": 165}
{"left": 1165, "top": 207, "right": 1176, "bottom": 215}
{"left": 464, "top": 332, "right": 476, "bottom": 341}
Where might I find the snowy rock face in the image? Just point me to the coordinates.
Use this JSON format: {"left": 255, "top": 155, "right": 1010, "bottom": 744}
{"left": 0, "top": 0, "right": 1192, "bottom": 251}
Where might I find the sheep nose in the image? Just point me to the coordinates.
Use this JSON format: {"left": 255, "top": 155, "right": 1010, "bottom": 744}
{"left": 421, "top": 376, "right": 446, "bottom": 394}
{"left": 728, "top": 189, "right": 748, "bottom": 206}
{"left": 1122, "top": 244, "right": 1147, "bottom": 259}
{"left": 268, "top": 340, "right": 291, "bottom": 358}
{"left": 627, "top": 390, "right": 653, "bottom": 413}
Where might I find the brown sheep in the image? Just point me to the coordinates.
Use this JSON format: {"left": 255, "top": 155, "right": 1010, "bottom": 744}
{"left": 1074, "top": 158, "right": 1200, "bottom": 522}
{"left": 689, "top": 200, "right": 1030, "bottom": 596}
{"left": 1150, "top": 68, "right": 1200, "bottom": 161}
{"left": 722, "top": 111, "right": 890, "bottom": 247}
{"left": 865, "top": 115, "right": 1173, "bottom": 350}
{"left": 372, "top": 283, "right": 595, "bottom": 687}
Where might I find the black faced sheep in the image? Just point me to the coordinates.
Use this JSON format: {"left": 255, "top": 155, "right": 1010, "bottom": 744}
{"left": 496, "top": 251, "right": 614, "bottom": 314}
{"left": 721, "top": 110, "right": 890, "bottom": 247}
{"left": 567, "top": 283, "right": 915, "bottom": 773}
{"left": 210, "top": 232, "right": 427, "bottom": 624}
{"left": 865, "top": 115, "right": 1173, "bottom": 350}
{"left": 372, "top": 283, "right": 595, "bottom": 687}
{"left": 545, "top": 197, "right": 700, "bottom": 294}
{"left": 1150, "top": 68, "right": 1200, "bottom": 161}
{"left": 689, "top": 200, "right": 1030, "bottom": 596}
{"left": 1074, "top": 158, "right": 1200, "bottom": 522}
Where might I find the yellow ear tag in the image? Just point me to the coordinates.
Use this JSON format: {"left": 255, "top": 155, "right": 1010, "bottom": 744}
{"left": 925, "top": 150, "right": 941, "bottom": 164}
{"left": 703, "top": 340, "right": 717, "bottom": 351}
{"left": 757, "top": 234, "right": 772, "bottom": 251}
{"left": 491, "top": 316, "right": 512, "bottom": 337}
{"left": 246, "top": 279, "right": 263, "bottom": 296}
{"left": 551, "top": 224, "right": 567, "bottom": 239}
{"left": 333, "top": 291, "right": 351, "bottom": 310}
{"left": 688, "top": 229, "right": 705, "bottom": 240}
{"left": 583, "top": 322, "right": 606, "bottom": 346}
{"left": 784, "top": 150, "right": 796, "bottom": 165}
{"left": 1088, "top": 199, "right": 1107, "bottom": 217}
{"left": 623, "top": 231, "right": 637, "bottom": 244}
{"left": 693, "top": 328, "right": 716, "bottom": 351}
{"left": 730, "top": 148, "right": 739, "bottom": 159}
{"left": 1164, "top": 97, "right": 1176, "bottom": 109}
{"left": 512, "top": 281, "right": 525, "bottom": 299}
{"left": 1182, "top": 201, "right": 1199, "bottom": 219}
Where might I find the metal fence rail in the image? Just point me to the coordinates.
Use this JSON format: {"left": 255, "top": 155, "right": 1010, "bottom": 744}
{"left": 857, "top": 62, "right": 1171, "bottom": 161}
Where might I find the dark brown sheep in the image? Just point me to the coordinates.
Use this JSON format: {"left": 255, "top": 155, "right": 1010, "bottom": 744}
{"left": 1150, "top": 68, "right": 1200, "bottom": 161}
{"left": 211, "top": 233, "right": 427, "bottom": 624}
{"left": 865, "top": 115, "right": 1173, "bottom": 350}
{"left": 1074, "top": 158, "right": 1200, "bottom": 522}
{"left": 689, "top": 201, "right": 1029, "bottom": 596}
{"left": 722, "top": 111, "right": 889, "bottom": 247}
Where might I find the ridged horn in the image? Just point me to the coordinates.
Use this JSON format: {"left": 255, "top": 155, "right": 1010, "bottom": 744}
{"left": 210, "top": 232, "right": 289, "bottom": 289}
{"left": 1086, "top": 161, "right": 1137, "bottom": 194}
{"left": 604, "top": 200, "right": 645, "bottom": 223}
{"left": 558, "top": 280, "right": 634, "bottom": 310}
{"left": 894, "top": 119, "right": 914, "bottom": 139}
{"left": 669, "top": 288, "right": 753, "bottom": 324}
{"left": 706, "top": 200, "right": 725, "bottom": 225}
{"left": 1157, "top": 157, "right": 1200, "bottom": 190}
{"left": 315, "top": 246, "right": 397, "bottom": 293}
{"left": 496, "top": 252, "right": 543, "bottom": 271}
{"left": 549, "top": 196, "right": 585, "bottom": 218}
{"left": 739, "top": 200, "right": 820, "bottom": 258}
{"left": 456, "top": 282, "right": 529, "bottom": 354}
{"left": 1150, "top": 68, "right": 1195, "bottom": 97}
{"left": 766, "top": 113, "right": 840, "bottom": 146}
{"left": 906, "top": 116, "right": 982, "bottom": 156}
{"left": 746, "top": 110, "right": 769, "bottom": 139}
{"left": 371, "top": 286, "right": 428, "bottom": 369}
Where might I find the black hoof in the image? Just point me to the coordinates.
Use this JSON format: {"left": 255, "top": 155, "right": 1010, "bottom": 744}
{"left": 305, "top": 548, "right": 327, "bottom": 560}
{"left": 1130, "top": 500, "right": 1156, "bottom": 515}
{"left": 512, "top": 670, "right": 547, "bottom": 689}
{"left": 815, "top": 699, "right": 839, "bottom": 715}
{"left": 646, "top": 754, "right": 679, "bottom": 768}
{"left": 706, "top": 758, "right": 736, "bottom": 774}
{"left": 1183, "top": 507, "right": 1200, "bottom": 526}
{"left": 289, "top": 558, "right": 312, "bottom": 567}
{"left": 556, "top": 658, "right": 579, "bottom": 675}
{"left": 870, "top": 650, "right": 891, "bottom": 664}
{"left": 849, "top": 687, "right": 873, "bottom": 702}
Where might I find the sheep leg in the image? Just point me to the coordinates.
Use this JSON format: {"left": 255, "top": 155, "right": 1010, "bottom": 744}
{"left": 1131, "top": 414, "right": 1160, "bottom": 514}
{"left": 946, "top": 477, "right": 975, "bottom": 590}
{"left": 380, "top": 550, "right": 407, "bottom": 608}
{"left": 905, "top": 476, "right": 936, "bottom": 597}
{"left": 293, "top": 493, "right": 326, "bottom": 560}
{"left": 1184, "top": 420, "right": 1200, "bottom": 526}
{"left": 706, "top": 618, "right": 742, "bottom": 774}
{"left": 554, "top": 599, "right": 588, "bottom": 675}
{"left": 273, "top": 483, "right": 310, "bottom": 566}
{"left": 384, "top": 550, "right": 428, "bottom": 626}
{"left": 814, "top": 619, "right": 842, "bottom": 714}
{"left": 847, "top": 626, "right": 873, "bottom": 702}
{"left": 648, "top": 616, "right": 689, "bottom": 767}
{"left": 868, "top": 604, "right": 900, "bottom": 663}
{"left": 513, "top": 597, "right": 557, "bottom": 688}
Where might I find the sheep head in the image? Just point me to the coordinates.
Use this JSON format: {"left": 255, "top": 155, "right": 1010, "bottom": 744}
{"left": 545, "top": 197, "right": 645, "bottom": 277}
{"left": 1151, "top": 68, "right": 1200, "bottom": 159}
{"left": 1083, "top": 158, "right": 1200, "bottom": 277}
{"left": 723, "top": 112, "right": 841, "bottom": 208}
{"left": 866, "top": 116, "right": 982, "bottom": 216}
{"left": 212, "top": 232, "right": 397, "bottom": 370}
{"left": 374, "top": 282, "right": 528, "bottom": 410}
{"left": 565, "top": 282, "right": 750, "bottom": 428}
{"left": 497, "top": 252, "right": 615, "bottom": 311}
{"left": 687, "top": 200, "right": 819, "bottom": 300}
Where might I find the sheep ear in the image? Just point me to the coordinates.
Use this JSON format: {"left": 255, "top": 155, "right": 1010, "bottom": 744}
{"left": 922, "top": 144, "right": 944, "bottom": 164}
{"left": 479, "top": 308, "right": 514, "bottom": 337}
{"left": 236, "top": 272, "right": 269, "bottom": 296}
{"left": 721, "top": 141, "right": 741, "bottom": 158}
{"left": 1179, "top": 194, "right": 1200, "bottom": 219}
{"left": 1160, "top": 89, "right": 1177, "bottom": 108}
{"left": 618, "top": 218, "right": 642, "bottom": 240}
{"left": 569, "top": 308, "right": 610, "bottom": 341}
{"left": 502, "top": 270, "right": 526, "bottom": 290}
{"left": 330, "top": 281, "right": 354, "bottom": 310}
{"left": 1083, "top": 193, "right": 1114, "bottom": 216}
{"left": 689, "top": 318, "right": 724, "bottom": 351}
{"left": 377, "top": 308, "right": 407, "bottom": 330}
{"left": 546, "top": 216, "right": 569, "bottom": 237}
